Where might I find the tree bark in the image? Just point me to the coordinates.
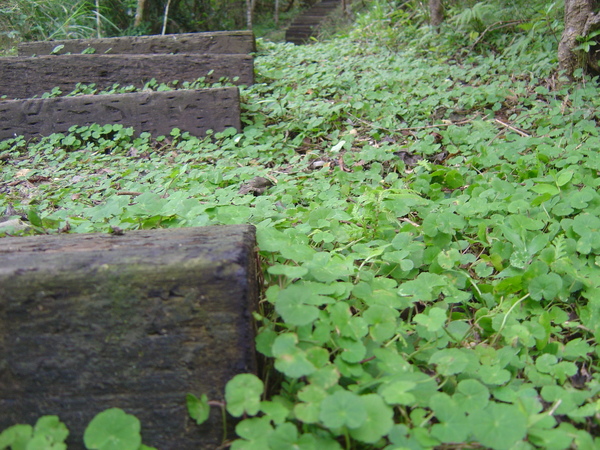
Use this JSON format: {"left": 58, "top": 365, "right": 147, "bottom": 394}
{"left": 429, "top": 0, "right": 443, "bottom": 31}
{"left": 246, "top": 0, "right": 256, "bottom": 29}
{"left": 95, "top": 0, "right": 102, "bottom": 38}
{"left": 558, "top": 0, "right": 600, "bottom": 78}
{"left": 161, "top": 0, "right": 172, "bottom": 35}
{"left": 134, "top": 0, "right": 147, "bottom": 27}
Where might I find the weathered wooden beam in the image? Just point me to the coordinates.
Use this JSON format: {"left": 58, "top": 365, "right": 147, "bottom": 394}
{"left": 0, "top": 225, "right": 258, "bottom": 450}
{"left": 18, "top": 30, "right": 256, "bottom": 56}
{"left": 0, "top": 87, "right": 241, "bottom": 140}
{"left": 0, "top": 53, "right": 253, "bottom": 99}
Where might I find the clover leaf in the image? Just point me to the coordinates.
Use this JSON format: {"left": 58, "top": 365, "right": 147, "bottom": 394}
{"left": 349, "top": 394, "right": 394, "bottom": 444}
{"left": 469, "top": 403, "right": 527, "bottom": 450}
{"left": 319, "top": 390, "right": 367, "bottom": 430}
{"left": 83, "top": 408, "right": 141, "bottom": 450}
{"left": 225, "top": 373, "right": 264, "bottom": 417}
{"left": 186, "top": 393, "right": 210, "bottom": 425}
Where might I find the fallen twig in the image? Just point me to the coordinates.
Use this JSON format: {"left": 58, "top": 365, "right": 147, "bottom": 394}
{"left": 395, "top": 118, "right": 475, "bottom": 132}
{"left": 470, "top": 20, "right": 525, "bottom": 49}
{"left": 493, "top": 118, "right": 531, "bottom": 137}
{"left": 348, "top": 112, "right": 476, "bottom": 134}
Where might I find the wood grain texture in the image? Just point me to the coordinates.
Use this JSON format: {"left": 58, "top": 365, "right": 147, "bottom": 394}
{"left": 18, "top": 30, "right": 256, "bottom": 56}
{"left": 0, "top": 53, "right": 254, "bottom": 99}
{"left": 0, "top": 87, "right": 241, "bottom": 140}
{"left": 0, "top": 225, "right": 258, "bottom": 450}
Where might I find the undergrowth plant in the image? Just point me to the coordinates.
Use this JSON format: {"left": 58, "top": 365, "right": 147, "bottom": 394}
{"left": 0, "top": 0, "right": 109, "bottom": 42}
{"left": 1, "top": 4, "right": 599, "bottom": 449}
{"left": 0, "top": 408, "right": 155, "bottom": 450}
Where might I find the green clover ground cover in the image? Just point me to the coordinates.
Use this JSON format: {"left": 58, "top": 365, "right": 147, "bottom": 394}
{"left": 1, "top": 25, "right": 600, "bottom": 450}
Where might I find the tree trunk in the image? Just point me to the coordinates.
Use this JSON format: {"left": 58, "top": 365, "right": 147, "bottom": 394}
{"left": 558, "top": 0, "right": 600, "bottom": 78}
{"left": 134, "top": 0, "right": 147, "bottom": 27}
{"left": 246, "top": 0, "right": 256, "bottom": 29}
{"left": 95, "top": 0, "right": 102, "bottom": 38}
{"left": 284, "top": 0, "right": 295, "bottom": 13}
{"left": 429, "top": 0, "right": 443, "bottom": 31}
{"left": 161, "top": 0, "right": 172, "bottom": 35}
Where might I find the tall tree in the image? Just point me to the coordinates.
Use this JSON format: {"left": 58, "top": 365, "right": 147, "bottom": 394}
{"left": 558, "top": 0, "right": 600, "bottom": 78}
{"left": 134, "top": 0, "right": 147, "bottom": 28}
{"left": 95, "top": 0, "right": 102, "bottom": 37}
{"left": 429, "top": 0, "right": 443, "bottom": 31}
{"left": 247, "top": 0, "right": 257, "bottom": 29}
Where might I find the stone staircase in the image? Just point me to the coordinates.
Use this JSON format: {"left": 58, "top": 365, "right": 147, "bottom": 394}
{"left": 0, "top": 31, "right": 259, "bottom": 449}
{"left": 285, "top": 0, "right": 342, "bottom": 45}
{"left": 0, "top": 31, "right": 255, "bottom": 140}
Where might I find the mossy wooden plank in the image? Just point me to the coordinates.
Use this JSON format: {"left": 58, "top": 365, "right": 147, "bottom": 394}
{"left": 18, "top": 30, "right": 256, "bottom": 56}
{"left": 0, "top": 53, "right": 253, "bottom": 99}
{"left": 0, "top": 87, "right": 240, "bottom": 140}
{"left": 0, "top": 225, "right": 258, "bottom": 449}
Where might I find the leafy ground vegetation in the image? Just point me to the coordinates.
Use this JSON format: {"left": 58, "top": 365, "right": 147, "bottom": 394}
{"left": 1, "top": 1, "right": 600, "bottom": 449}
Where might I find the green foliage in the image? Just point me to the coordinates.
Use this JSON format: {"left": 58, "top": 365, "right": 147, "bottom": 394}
{"left": 0, "top": 0, "right": 104, "bottom": 42}
{"left": 2, "top": 4, "right": 600, "bottom": 449}
{"left": 0, "top": 416, "right": 68, "bottom": 450}
{"left": 83, "top": 409, "right": 141, "bottom": 450}
{"left": 186, "top": 394, "right": 211, "bottom": 426}
{"left": 0, "top": 409, "right": 154, "bottom": 450}
{"left": 574, "top": 29, "right": 600, "bottom": 53}
{"left": 450, "top": 1, "right": 505, "bottom": 33}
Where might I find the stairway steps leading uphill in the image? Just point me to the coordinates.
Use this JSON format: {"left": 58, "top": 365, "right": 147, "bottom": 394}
{"left": 285, "top": 0, "right": 341, "bottom": 44}
{"left": 0, "top": 31, "right": 260, "bottom": 450}
{"left": 0, "top": 30, "right": 255, "bottom": 140}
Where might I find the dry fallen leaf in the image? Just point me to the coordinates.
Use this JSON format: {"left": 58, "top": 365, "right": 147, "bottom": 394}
{"left": 16, "top": 168, "right": 31, "bottom": 177}
{"left": 239, "top": 176, "right": 274, "bottom": 195}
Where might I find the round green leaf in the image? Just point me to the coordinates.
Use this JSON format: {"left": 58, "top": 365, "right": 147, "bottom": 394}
{"left": 319, "top": 390, "right": 367, "bottom": 429}
{"left": 349, "top": 394, "right": 394, "bottom": 443}
{"left": 225, "top": 373, "right": 264, "bottom": 417}
{"left": 186, "top": 393, "right": 210, "bottom": 425}
{"left": 34, "top": 416, "right": 69, "bottom": 445}
{"left": 429, "top": 393, "right": 469, "bottom": 443}
{"left": 469, "top": 403, "right": 527, "bottom": 450}
{"left": 414, "top": 308, "right": 446, "bottom": 332}
{"left": 454, "top": 379, "right": 489, "bottom": 412}
{"left": 0, "top": 424, "right": 33, "bottom": 449}
{"left": 379, "top": 380, "right": 417, "bottom": 406}
{"left": 267, "top": 423, "right": 300, "bottom": 449}
{"left": 232, "top": 417, "right": 273, "bottom": 450}
{"left": 267, "top": 264, "right": 309, "bottom": 279}
{"left": 528, "top": 273, "right": 563, "bottom": 301}
{"left": 272, "top": 333, "right": 317, "bottom": 378}
{"left": 429, "top": 348, "right": 470, "bottom": 376}
{"left": 275, "top": 285, "right": 320, "bottom": 327}
{"left": 83, "top": 408, "right": 141, "bottom": 450}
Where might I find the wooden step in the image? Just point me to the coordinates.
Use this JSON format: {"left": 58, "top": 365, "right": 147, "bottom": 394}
{"left": 0, "top": 225, "right": 258, "bottom": 450}
{"left": 18, "top": 30, "right": 256, "bottom": 56}
{"left": 0, "top": 87, "right": 241, "bottom": 140}
{"left": 285, "top": 0, "right": 341, "bottom": 44}
{"left": 0, "top": 53, "right": 254, "bottom": 100}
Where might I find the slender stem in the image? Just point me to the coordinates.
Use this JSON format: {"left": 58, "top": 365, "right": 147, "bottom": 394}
{"left": 491, "top": 293, "right": 530, "bottom": 346}
{"left": 162, "top": 0, "right": 172, "bottom": 35}
{"left": 95, "top": 0, "right": 101, "bottom": 38}
{"left": 221, "top": 403, "right": 227, "bottom": 445}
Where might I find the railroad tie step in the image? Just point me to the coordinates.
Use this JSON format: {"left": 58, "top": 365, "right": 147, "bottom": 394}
{"left": 0, "top": 225, "right": 258, "bottom": 450}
